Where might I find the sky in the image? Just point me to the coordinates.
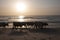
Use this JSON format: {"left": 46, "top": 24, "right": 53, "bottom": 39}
{"left": 0, "top": 0, "right": 60, "bottom": 16}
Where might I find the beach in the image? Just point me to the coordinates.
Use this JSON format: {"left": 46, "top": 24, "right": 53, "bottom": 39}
{"left": 0, "top": 28, "right": 60, "bottom": 40}
{"left": 0, "top": 15, "right": 60, "bottom": 40}
{"left": 0, "top": 0, "right": 59, "bottom": 40}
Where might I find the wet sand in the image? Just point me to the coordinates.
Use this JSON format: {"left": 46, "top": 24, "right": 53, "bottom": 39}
{"left": 0, "top": 28, "right": 60, "bottom": 40}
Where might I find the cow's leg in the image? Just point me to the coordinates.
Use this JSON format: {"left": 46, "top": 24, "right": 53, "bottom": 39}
{"left": 40, "top": 25, "right": 43, "bottom": 29}
{"left": 12, "top": 26, "right": 16, "bottom": 32}
{"left": 25, "top": 24, "right": 27, "bottom": 28}
{"left": 2, "top": 25, "right": 6, "bottom": 32}
{"left": 35, "top": 25, "right": 37, "bottom": 29}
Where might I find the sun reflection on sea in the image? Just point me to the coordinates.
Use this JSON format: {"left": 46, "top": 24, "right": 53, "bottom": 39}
{"left": 18, "top": 16, "right": 25, "bottom": 22}
{"left": 19, "top": 16, "right": 25, "bottom": 19}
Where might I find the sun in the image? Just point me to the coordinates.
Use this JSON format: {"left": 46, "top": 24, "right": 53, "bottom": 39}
{"left": 16, "top": 2, "right": 26, "bottom": 13}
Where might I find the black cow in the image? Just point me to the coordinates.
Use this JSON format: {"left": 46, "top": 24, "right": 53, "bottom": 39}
{"left": 0, "top": 22, "right": 8, "bottom": 28}
{"left": 34, "top": 22, "right": 48, "bottom": 29}
{"left": 13, "top": 22, "right": 34, "bottom": 28}
{"left": 25, "top": 22, "right": 34, "bottom": 26}
{"left": 13, "top": 22, "right": 48, "bottom": 30}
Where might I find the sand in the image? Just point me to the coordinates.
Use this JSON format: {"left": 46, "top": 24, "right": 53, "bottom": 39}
{"left": 0, "top": 28, "right": 60, "bottom": 40}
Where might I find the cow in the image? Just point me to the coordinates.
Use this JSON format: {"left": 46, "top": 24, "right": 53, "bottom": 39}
{"left": 0, "top": 22, "right": 8, "bottom": 32}
{"left": 34, "top": 22, "right": 48, "bottom": 29}
{"left": 0, "top": 22, "right": 8, "bottom": 28}
{"left": 12, "top": 22, "right": 48, "bottom": 32}
{"left": 13, "top": 22, "right": 35, "bottom": 29}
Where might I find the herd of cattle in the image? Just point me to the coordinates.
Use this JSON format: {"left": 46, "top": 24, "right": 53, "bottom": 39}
{"left": 0, "top": 22, "right": 48, "bottom": 29}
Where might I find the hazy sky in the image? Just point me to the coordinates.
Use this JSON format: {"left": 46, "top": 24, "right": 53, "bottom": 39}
{"left": 0, "top": 0, "right": 60, "bottom": 16}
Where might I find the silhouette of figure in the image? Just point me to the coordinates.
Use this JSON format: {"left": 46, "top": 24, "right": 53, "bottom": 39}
{"left": 0, "top": 22, "right": 8, "bottom": 28}
{"left": 34, "top": 22, "right": 48, "bottom": 29}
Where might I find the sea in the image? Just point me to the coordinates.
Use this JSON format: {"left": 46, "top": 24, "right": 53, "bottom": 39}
{"left": 0, "top": 15, "right": 60, "bottom": 28}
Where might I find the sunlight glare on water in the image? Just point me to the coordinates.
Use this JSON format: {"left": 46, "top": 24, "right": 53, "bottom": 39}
{"left": 19, "top": 16, "right": 25, "bottom": 19}
{"left": 18, "top": 16, "right": 25, "bottom": 22}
